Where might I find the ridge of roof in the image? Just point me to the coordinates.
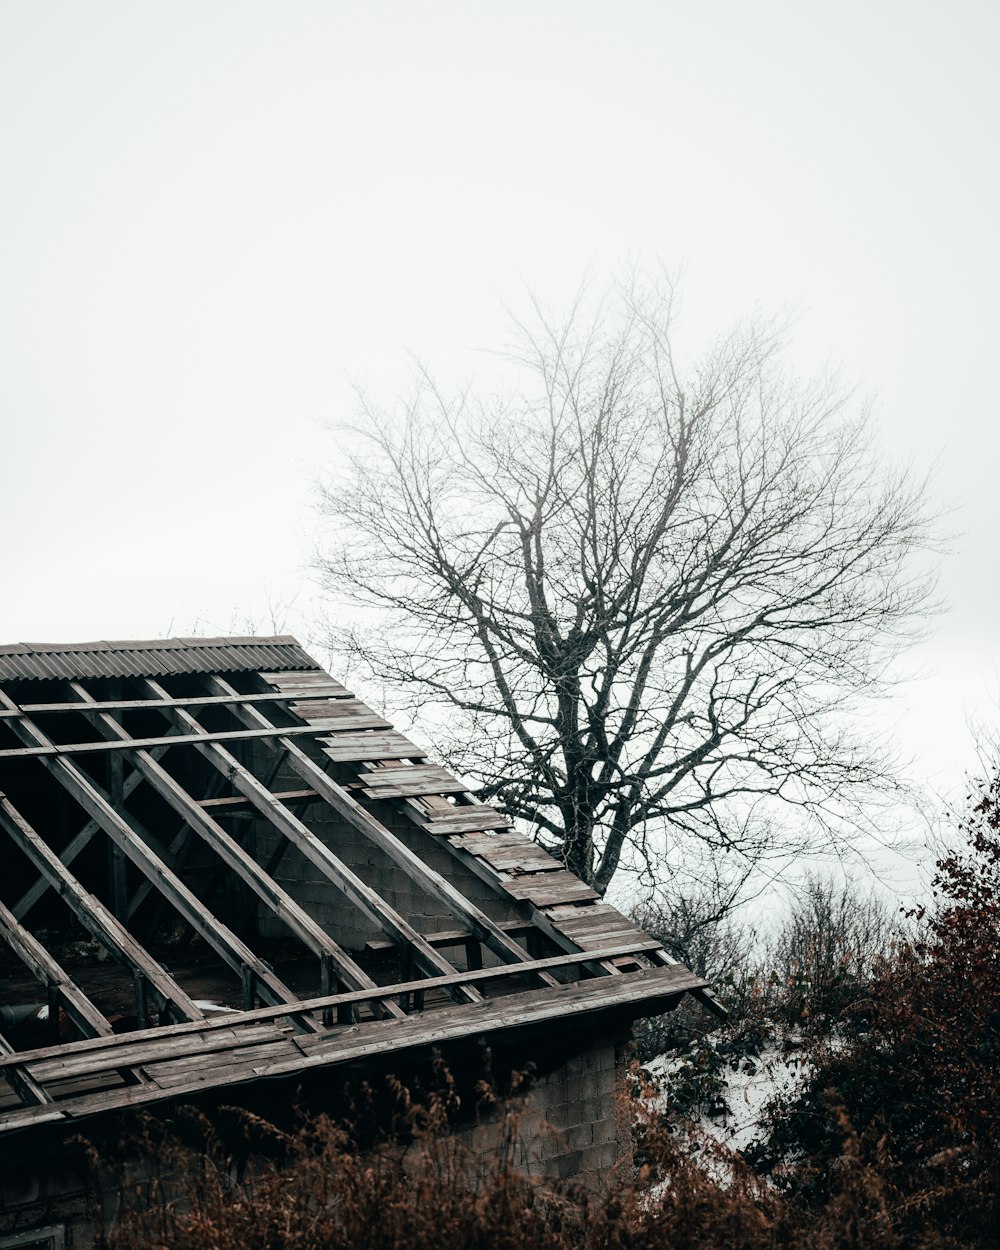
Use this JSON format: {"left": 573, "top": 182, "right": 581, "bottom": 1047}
{"left": 0, "top": 636, "right": 321, "bottom": 682}
{"left": 0, "top": 635, "right": 304, "bottom": 656}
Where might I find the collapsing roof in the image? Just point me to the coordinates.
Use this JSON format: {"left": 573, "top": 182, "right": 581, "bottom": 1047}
{"left": 0, "top": 636, "right": 712, "bottom": 1139}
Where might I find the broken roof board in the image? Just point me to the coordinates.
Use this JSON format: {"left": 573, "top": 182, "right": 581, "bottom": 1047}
{"left": 0, "top": 636, "right": 710, "bottom": 1136}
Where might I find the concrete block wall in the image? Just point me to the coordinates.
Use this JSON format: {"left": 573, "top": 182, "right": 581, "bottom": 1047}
{"left": 250, "top": 746, "right": 523, "bottom": 953}
{"left": 452, "top": 1035, "right": 631, "bottom": 1184}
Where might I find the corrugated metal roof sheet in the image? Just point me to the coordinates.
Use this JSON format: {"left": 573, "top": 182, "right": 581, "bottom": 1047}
{"left": 0, "top": 636, "right": 322, "bottom": 682}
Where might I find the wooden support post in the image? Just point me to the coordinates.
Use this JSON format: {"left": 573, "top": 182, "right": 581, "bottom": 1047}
{"left": 45, "top": 984, "right": 60, "bottom": 1045}
{"left": 464, "top": 938, "right": 483, "bottom": 972}
{"left": 134, "top": 973, "right": 150, "bottom": 1031}
{"left": 241, "top": 966, "right": 257, "bottom": 1011}
{"left": 207, "top": 675, "right": 560, "bottom": 989}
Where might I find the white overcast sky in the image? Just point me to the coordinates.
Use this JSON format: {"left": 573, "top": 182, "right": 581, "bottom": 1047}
{"left": 2, "top": 0, "right": 999, "bottom": 814}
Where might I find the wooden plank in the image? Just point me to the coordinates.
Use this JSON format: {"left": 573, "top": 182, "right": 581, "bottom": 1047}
{"left": 293, "top": 714, "right": 393, "bottom": 733}
{"left": 467, "top": 844, "right": 564, "bottom": 874}
{"left": 0, "top": 693, "right": 310, "bottom": 1028}
{"left": 355, "top": 765, "right": 469, "bottom": 800}
{"left": 211, "top": 675, "right": 561, "bottom": 989}
{"left": 11, "top": 740, "right": 176, "bottom": 920}
{"left": 70, "top": 680, "right": 402, "bottom": 1021}
{"left": 318, "top": 732, "right": 427, "bottom": 762}
{"left": 364, "top": 919, "right": 535, "bottom": 954}
{"left": 0, "top": 1032, "right": 52, "bottom": 1107}
{"left": 8, "top": 965, "right": 705, "bottom": 1130}
{"left": 260, "top": 672, "right": 353, "bottom": 698}
{"left": 0, "top": 898, "right": 113, "bottom": 1040}
{"left": 0, "top": 723, "right": 342, "bottom": 760}
{"left": 136, "top": 679, "right": 470, "bottom": 1009}
{"left": 26, "top": 1024, "right": 290, "bottom": 1084}
{"left": 502, "top": 872, "right": 600, "bottom": 906}
{"left": 0, "top": 941, "right": 673, "bottom": 1084}
{"left": 406, "top": 802, "right": 512, "bottom": 834}
{"left": 0, "top": 793, "right": 205, "bottom": 1025}
{"left": 449, "top": 832, "right": 535, "bottom": 852}
{"left": 15, "top": 691, "right": 347, "bottom": 716}
{"left": 148, "top": 1039, "right": 303, "bottom": 1088}
{"left": 289, "top": 699, "right": 390, "bottom": 730}
{"left": 197, "top": 788, "right": 319, "bottom": 810}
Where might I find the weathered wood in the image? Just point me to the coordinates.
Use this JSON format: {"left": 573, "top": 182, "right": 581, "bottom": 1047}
{"left": 137, "top": 679, "right": 479, "bottom": 1008}
{"left": 0, "top": 940, "right": 669, "bottom": 1081}
{"left": 355, "top": 764, "right": 469, "bottom": 800}
{"left": 438, "top": 838, "right": 623, "bottom": 970}
{"left": 364, "top": 919, "right": 536, "bottom": 954}
{"left": 0, "top": 964, "right": 704, "bottom": 1132}
{"left": 146, "top": 1039, "right": 302, "bottom": 1088}
{"left": 0, "top": 898, "right": 113, "bottom": 1039}
{"left": 0, "top": 793, "right": 204, "bottom": 1024}
{"left": 317, "top": 732, "right": 428, "bottom": 762}
{"left": 0, "top": 1032, "right": 52, "bottom": 1107}
{"left": 445, "top": 834, "right": 564, "bottom": 874}
{"left": 68, "top": 680, "right": 400, "bottom": 1018}
{"left": 405, "top": 800, "right": 512, "bottom": 834}
{"left": 0, "top": 692, "right": 312, "bottom": 1028}
{"left": 260, "top": 671, "right": 352, "bottom": 698}
{"left": 288, "top": 699, "right": 390, "bottom": 730}
{"left": 26, "top": 1024, "right": 290, "bottom": 1084}
{"left": 15, "top": 690, "right": 347, "bottom": 715}
{"left": 197, "top": 788, "right": 319, "bottom": 810}
{"left": 211, "top": 675, "right": 561, "bottom": 989}
{"left": 501, "top": 871, "right": 600, "bottom": 906}
{"left": 0, "top": 722, "right": 344, "bottom": 760}
{"left": 11, "top": 740, "right": 177, "bottom": 920}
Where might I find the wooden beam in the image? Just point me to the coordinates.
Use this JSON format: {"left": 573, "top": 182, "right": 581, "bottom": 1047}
{"left": 107, "top": 688, "right": 128, "bottom": 920}
{"left": 139, "top": 679, "right": 480, "bottom": 1006}
{"left": 66, "top": 683, "right": 405, "bottom": 1020}
{"left": 0, "top": 963, "right": 705, "bottom": 1134}
{"left": 0, "top": 1031, "right": 52, "bottom": 1107}
{"left": 0, "top": 897, "right": 113, "bottom": 1040}
{"left": 14, "top": 690, "right": 348, "bottom": 715}
{"left": 0, "top": 723, "right": 344, "bottom": 760}
{"left": 198, "top": 788, "right": 319, "bottom": 810}
{"left": 0, "top": 939, "right": 673, "bottom": 1076}
{"left": 208, "top": 676, "right": 561, "bottom": 989}
{"left": 0, "top": 692, "right": 314, "bottom": 1030}
{"left": 364, "top": 919, "right": 536, "bottom": 954}
{"left": 11, "top": 739, "right": 177, "bottom": 921}
{"left": 0, "top": 793, "right": 204, "bottom": 1024}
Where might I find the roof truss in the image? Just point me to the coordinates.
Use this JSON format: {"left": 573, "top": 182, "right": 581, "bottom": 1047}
{"left": 0, "top": 645, "right": 715, "bottom": 1133}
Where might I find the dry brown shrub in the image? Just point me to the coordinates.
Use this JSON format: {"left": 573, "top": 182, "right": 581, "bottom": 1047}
{"left": 86, "top": 1062, "right": 930, "bottom": 1250}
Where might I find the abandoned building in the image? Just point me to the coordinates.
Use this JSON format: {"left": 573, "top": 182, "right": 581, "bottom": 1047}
{"left": 0, "top": 636, "right": 713, "bottom": 1246}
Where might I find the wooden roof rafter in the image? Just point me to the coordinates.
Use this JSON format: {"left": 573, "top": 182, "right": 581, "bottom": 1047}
{"left": 0, "top": 636, "right": 718, "bottom": 1138}
{"left": 206, "top": 674, "right": 564, "bottom": 988}
{"left": 126, "top": 678, "right": 484, "bottom": 1005}
{"left": 0, "top": 687, "right": 320, "bottom": 1033}
{"left": 62, "top": 680, "right": 413, "bottom": 1019}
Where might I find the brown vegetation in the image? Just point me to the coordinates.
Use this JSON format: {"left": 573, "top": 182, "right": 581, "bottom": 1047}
{"left": 91, "top": 772, "right": 1000, "bottom": 1250}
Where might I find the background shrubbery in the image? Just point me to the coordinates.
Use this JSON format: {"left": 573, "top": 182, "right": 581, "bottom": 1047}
{"left": 93, "top": 775, "right": 1000, "bottom": 1249}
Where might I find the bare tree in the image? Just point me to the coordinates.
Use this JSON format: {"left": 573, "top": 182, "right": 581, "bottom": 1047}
{"left": 316, "top": 280, "right": 937, "bottom": 896}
